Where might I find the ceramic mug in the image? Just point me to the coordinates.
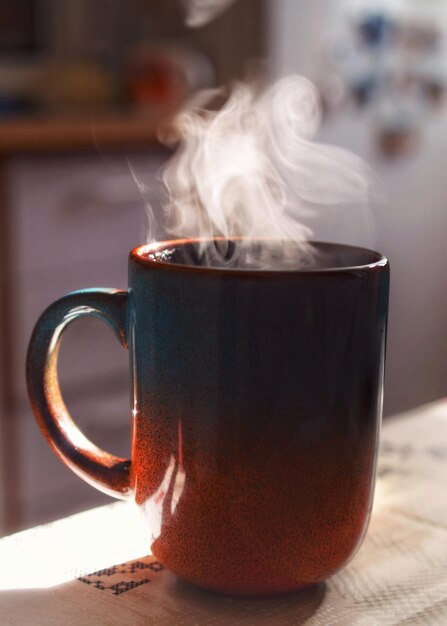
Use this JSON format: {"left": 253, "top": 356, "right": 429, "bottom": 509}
{"left": 26, "top": 239, "right": 389, "bottom": 596}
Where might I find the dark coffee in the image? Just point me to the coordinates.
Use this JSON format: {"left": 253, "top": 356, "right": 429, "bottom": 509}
{"left": 142, "top": 239, "right": 383, "bottom": 271}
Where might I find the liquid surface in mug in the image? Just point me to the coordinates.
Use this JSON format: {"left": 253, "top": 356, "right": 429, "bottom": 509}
{"left": 136, "top": 239, "right": 384, "bottom": 272}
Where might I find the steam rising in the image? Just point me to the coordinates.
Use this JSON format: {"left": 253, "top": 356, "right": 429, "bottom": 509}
{"left": 157, "top": 75, "right": 379, "bottom": 269}
{"left": 184, "top": 0, "right": 238, "bottom": 27}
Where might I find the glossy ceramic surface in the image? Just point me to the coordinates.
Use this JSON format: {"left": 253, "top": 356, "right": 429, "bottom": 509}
{"left": 26, "top": 239, "right": 389, "bottom": 595}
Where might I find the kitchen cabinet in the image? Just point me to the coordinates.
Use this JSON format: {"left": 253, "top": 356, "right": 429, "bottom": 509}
{"left": 0, "top": 145, "right": 166, "bottom": 534}
{"left": 0, "top": 0, "right": 267, "bottom": 535}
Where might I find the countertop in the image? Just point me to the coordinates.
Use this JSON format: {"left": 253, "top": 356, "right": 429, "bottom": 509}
{"left": 0, "top": 400, "right": 446, "bottom": 625}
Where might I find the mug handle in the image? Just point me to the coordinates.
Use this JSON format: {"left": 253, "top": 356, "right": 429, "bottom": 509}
{"left": 26, "top": 288, "right": 132, "bottom": 500}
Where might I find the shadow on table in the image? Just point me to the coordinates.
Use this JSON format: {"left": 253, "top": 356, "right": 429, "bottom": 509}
{"left": 169, "top": 577, "right": 327, "bottom": 624}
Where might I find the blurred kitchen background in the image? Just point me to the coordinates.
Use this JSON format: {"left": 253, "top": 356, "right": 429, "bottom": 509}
{"left": 1, "top": 0, "right": 447, "bottom": 535}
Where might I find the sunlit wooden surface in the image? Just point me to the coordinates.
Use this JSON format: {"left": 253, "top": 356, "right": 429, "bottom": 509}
{"left": 0, "top": 401, "right": 446, "bottom": 625}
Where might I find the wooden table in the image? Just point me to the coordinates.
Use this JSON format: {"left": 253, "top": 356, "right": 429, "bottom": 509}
{"left": 0, "top": 400, "right": 446, "bottom": 625}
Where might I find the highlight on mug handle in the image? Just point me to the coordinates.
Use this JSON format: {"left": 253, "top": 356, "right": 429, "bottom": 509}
{"left": 26, "top": 288, "right": 132, "bottom": 500}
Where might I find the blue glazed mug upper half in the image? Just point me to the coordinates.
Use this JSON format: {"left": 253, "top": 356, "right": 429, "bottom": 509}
{"left": 26, "top": 238, "right": 389, "bottom": 595}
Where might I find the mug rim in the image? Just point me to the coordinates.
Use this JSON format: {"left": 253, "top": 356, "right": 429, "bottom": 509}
{"left": 130, "top": 238, "right": 388, "bottom": 276}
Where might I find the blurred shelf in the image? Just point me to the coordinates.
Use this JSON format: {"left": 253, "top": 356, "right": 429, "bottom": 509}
{"left": 0, "top": 111, "right": 170, "bottom": 154}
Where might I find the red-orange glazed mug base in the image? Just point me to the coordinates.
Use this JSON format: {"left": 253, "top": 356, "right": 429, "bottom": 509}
{"left": 26, "top": 239, "right": 389, "bottom": 596}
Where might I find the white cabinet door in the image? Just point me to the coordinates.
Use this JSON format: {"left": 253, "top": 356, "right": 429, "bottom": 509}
{"left": 9, "top": 152, "right": 165, "bottom": 273}
{"left": 9, "top": 151, "right": 165, "bottom": 404}
{"left": 6, "top": 150, "right": 166, "bottom": 530}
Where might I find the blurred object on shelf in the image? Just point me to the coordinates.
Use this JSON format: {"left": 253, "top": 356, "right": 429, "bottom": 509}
{"left": 377, "top": 123, "right": 418, "bottom": 158}
{"left": 401, "top": 20, "right": 442, "bottom": 52}
{"left": 319, "top": 5, "right": 447, "bottom": 158}
{"left": 357, "top": 13, "right": 396, "bottom": 48}
{"left": 416, "top": 56, "right": 447, "bottom": 106}
{"left": 351, "top": 74, "right": 378, "bottom": 107}
{"left": 0, "top": 63, "right": 40, "bottom": 117}
{"left": 376, "top": 109, "right": 419, "bottom": 158}
{"left": 124, "top": 43, "right": 214, "bottom": 113}
{"left": 0, "top": 95, "right": 33, "bottom": 117}
{"left": 423, "top": 75, "right": 446, "bottom": 105}
{"left": 0, "top": 0, "right": 261, "bottom": 121}
{"left": 32, "top": 61, "right": 118, "bottom": 114}
{"left": 0, "top": 0, "right": 39, "bottom": 53}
